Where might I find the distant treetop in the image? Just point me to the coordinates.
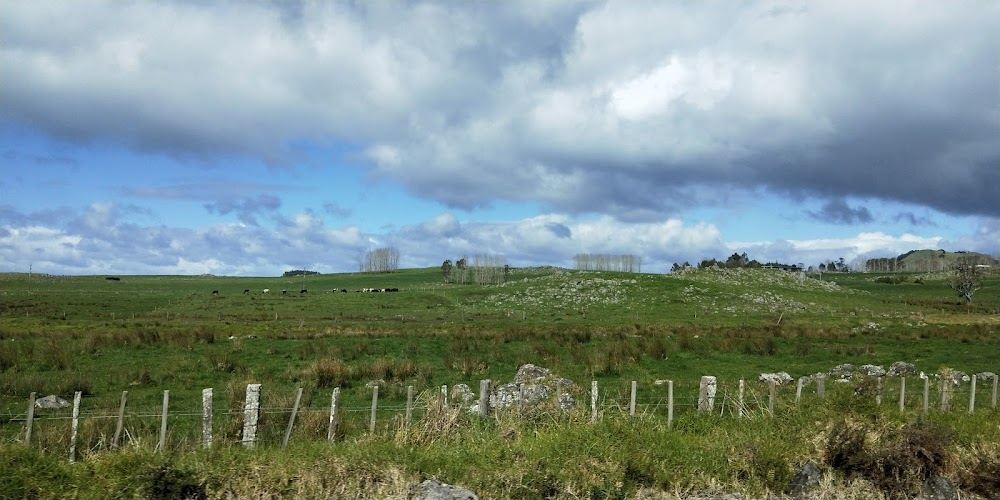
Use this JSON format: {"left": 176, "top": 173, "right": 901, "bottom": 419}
{"left": 282, "top": 270, "right": 319, "bottom": 277}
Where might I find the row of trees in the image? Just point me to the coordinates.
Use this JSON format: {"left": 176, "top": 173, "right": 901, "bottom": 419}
{"left": 573, "top": 254, "right": 641, "bottom": 273}
{"left": 441, "top": 254, "right": 510, "bottom": 285}
{"left": 671, "top": 253, "right": 801, "bottom": 272}
{"left": 358, "top": 247, "right": 400, "bottom": 274}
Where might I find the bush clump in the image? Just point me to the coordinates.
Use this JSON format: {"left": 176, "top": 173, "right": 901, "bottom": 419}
{"left": 825, "top": 418, "right": 953, "bottom": 498}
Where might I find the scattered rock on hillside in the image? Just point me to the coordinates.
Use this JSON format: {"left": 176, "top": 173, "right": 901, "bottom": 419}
{"left": 365, "top": 379, "right": 385, "bottom": 389}
{"left": 410, "top": 479, "right": 478, "bottom": 500}
{"left": 758, "top": 372, "right": 793, "bottom": 385}
{"left": 858, "top": 364, "right": 886, "bottom": 377}
{"left": 34, "top": 395, "right": 70, "bottom": 409}
{"left": 828, "top": 364, "right": 854, "bottom": 380}
{"left": 888, "top": 361, "right": 916, "bottom": 376}
{"left": 788, "top": 461, "right": 823, "bottom": 498}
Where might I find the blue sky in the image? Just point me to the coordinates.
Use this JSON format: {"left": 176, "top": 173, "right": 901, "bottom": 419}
{"left": 1, "top": 0, "right": 997, "bottom": 276}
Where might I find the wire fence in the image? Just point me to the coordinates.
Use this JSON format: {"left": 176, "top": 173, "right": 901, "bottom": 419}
{"left": 3, "top": 370, "right": 997, "bottom": 461}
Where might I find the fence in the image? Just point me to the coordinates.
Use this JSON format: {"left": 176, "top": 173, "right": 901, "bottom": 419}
{"left": 6, "top": 371, "right": 998, "bottom": 462}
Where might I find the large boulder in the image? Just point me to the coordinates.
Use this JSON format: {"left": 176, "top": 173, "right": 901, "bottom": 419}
{"left": 858, "top": 364, "right": 886, "bottom": 377}
{"left": 34, "top": 395, "right": 70, "bottom": 409}
{"left": 410, "top": 479, "right": 478, "bottom": 500}
{"left": 788, "top": 461, "right": 822, "bottom": 498}
{"left": 887, "top": 361, "right": 916, "bottom": 377}
{"left": 828, "top": 364, "right": 854, "bottom": 380}
{"left": 471, "top": 364, "right": 576, "bottom": 413}
{"left": 514, "top": 364, "right": 551, "bottom": 384}
{"left": 916, "top": 475, "right": 958, "bottom": 500}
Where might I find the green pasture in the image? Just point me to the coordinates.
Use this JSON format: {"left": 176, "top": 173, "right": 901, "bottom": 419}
{"left": 1, "top": 267, "right": 998, "bottom": 497}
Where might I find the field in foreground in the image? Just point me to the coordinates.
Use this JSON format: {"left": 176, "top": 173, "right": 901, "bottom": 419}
{"left": 1, "top": 266, "right": 998, "bottom": 498}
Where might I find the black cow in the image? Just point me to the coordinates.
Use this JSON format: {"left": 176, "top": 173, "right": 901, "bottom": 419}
{"left": 282, "top": 289, "right": 288, "bottom": 295}
{"left": 340, "top": 288, "right": 348, "bottom": 293}
{"left": 243, "top": 289, "right": 250, "bottom": 294}
{"left": 212, "top": 290, "right": 219, "bottom": 296}
{"left": 105, "top": 276, "right": 121, "bottom": 281}
{"left": 300, "top": 289, "right": 308, "bottom": 294}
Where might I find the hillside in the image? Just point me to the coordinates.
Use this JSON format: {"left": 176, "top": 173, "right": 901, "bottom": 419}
{"left": 865, "top": 249, "right": 997, "bottom": 272}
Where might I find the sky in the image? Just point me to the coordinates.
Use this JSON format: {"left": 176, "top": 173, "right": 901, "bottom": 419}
{"left": 1, "top": 0, "right": 998, "bottom": 276}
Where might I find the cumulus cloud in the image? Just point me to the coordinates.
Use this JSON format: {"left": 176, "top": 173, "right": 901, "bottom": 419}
{"left": 2, "top": 0, "right": 996, "bottom": 221}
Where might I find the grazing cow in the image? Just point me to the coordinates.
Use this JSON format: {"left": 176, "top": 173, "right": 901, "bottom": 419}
{"left": 263, "top": 288, "right": 270, "bottom": 294}
{"left": 244, "top": 289, "right": 250, "bottom": 295}
{"left": 340, "top": 288, "right": 348, "bottom": 293}
{"left": 282, "top": 289, "right": 287, "bottom": 295}
{"left": 105, "top": 276, "right": 121, "bottom": 281}
{"left": 300, "top": 289, "right": 308, "bottom": 294}
{"left": 212, "top": 290, "right": 219, "bottom": 296}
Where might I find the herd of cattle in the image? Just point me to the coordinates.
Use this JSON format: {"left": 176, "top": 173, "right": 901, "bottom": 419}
{"left": 210, "top": 287, "right": 400, "bottom": 296}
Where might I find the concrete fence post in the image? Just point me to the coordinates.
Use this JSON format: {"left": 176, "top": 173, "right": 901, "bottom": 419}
{"left": 242, "top": 384, "right": 261, "bottom": 448}
{"left": 202, "top": 388, "right": 212, "bottom": 449}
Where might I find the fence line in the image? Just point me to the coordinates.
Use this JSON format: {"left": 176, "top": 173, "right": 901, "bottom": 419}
{"left": 6, "top": 372, "right": 997, "bottom": 461}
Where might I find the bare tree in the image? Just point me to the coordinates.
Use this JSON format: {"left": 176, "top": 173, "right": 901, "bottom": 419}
{"left": 573, "top": 253, "right": 641, "bottom": 273}
{"left": 360, "top": 247, "right": 401, "bottom": 274}
{"left": 472, "top": 253, "right": 508, "bottom": 285}
{"left": 949, "top": 258, "right": 983, "bottom": 305}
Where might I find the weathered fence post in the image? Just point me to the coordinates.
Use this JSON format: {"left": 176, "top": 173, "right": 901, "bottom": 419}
{"left": 591, "top": 380, "right": 599, "bottom": 422}
{"left": 242, "top": 384, "right": 261, "bottom": 448}
{"left": 629, "top": 381, "right": 637, "bottom": 417}
{"left": 795, "top": 378, "right": 804, "bottom": 404}
{"left": 940, "top": 379, "right": 953, "bottom": 412}
{"left": 875, "top": 378, "right": 882, "bottom": 406}
{"left": 968, "top": 376, "right": 976, "bottom": 415}
{"left": 767, "top": 380, "right": 776, "bottom": 416}
{"left": 25, "top": 392, "right": 36, "bottom": 446}
{"left": 554, "top": 380, "right": 562, "bottom": 412}
{"left": 923, "top": 377, "right": 930, "bottom": 414}
{"left": 111, "top": 391, "right": 128, "bottom": 449}
{"left": 158, "top": 390, "right": 169, "bottom": 452}
{"left": 898, "top": 378, "right": 906, "bottom": 413}
{"left": 282, "top": 387, "right": 303, "bottom": 449}
{"left": 327, "top": 388, "right": 340, "bottom": 442}
{"left": 993, "top": 374, "right": 998, "bottom": 409}
{"left": 817, "top": 375, "right": 826, "bottom": 400}
{"left": 405, "top": 386, "right": 414, "bottom": 424}
{"left": 517, "top": 383, "right": 525, "bottom": 412}
{"left": 69, "top": 391, "right": 82, "bottom": 463}
{"left": 667, "top": 380, "right": 674, "bottom": 428}
{"left": 440, "top": 385, "right": 448, "bottom": 410}
{"left": 369, "top": 385, "right": 379, "bottom": 433}
{"left": 738, "top": 379, "right": 745, "bottom": 419}
{"left": 698, "top": 376, "right": 717, "bottom": 412}
{"left": 202, "top": 388, "right": 212, "bottom": 449}
{"left": 478, "top": 380, "right": 490, "bottom": 418}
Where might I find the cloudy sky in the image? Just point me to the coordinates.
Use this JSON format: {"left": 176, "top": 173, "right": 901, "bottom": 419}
{"left": 1, "top": 0, "right": 997, "bottom": 276}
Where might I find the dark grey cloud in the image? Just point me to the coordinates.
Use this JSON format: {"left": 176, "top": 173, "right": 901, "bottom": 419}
{"left": 545, "top": 222, "right": 572, "bottom": 239}
{"left": 808, "top": 200, "right": 873, "bottom": 225}
{"left": 894, "top": 212, "right": 936, "bottom": 227}
{"left": 204, "top": 194, "right": 282, "bottom": 226}
{"left": 2, "top": 0, "right": 997, "bottom": 222}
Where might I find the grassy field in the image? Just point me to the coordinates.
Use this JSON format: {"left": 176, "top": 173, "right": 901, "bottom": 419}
{"left": 1, "top": 266, "right": 998, "bottom": 498}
